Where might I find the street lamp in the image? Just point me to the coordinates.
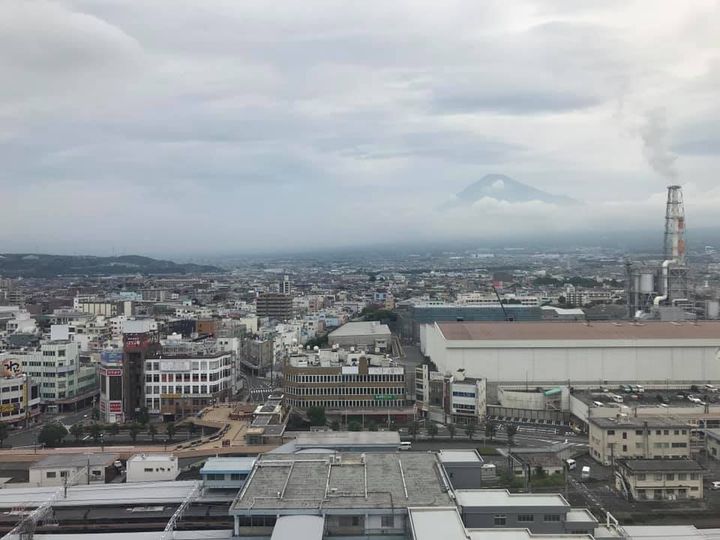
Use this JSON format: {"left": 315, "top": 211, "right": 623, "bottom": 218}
{"left": 100, "top": 433, "right": 104, "bottom": 452}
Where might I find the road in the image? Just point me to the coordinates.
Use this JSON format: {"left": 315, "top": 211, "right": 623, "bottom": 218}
{"left": 3, "top": 407, "right": 94, "bottom": 448}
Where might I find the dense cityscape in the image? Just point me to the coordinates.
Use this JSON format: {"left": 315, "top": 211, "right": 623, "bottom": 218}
{"left": 0, "top": 183, "right": 720, "bottom": 539}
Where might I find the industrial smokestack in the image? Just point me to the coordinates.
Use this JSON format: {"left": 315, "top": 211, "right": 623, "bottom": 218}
{"left": 664, "top": 185, "right": 685, "bottom": 265}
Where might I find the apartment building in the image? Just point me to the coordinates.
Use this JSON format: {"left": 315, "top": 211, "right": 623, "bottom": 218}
{"left": 588, "top": 416, "right": 691, "bottom": 465}
{"left": 99, "top": 350, "right": 125, "bottom": 423}
{"left": 615, "top": 459, "right": 704, "bottom": 501}
{"left": 256, "top": 293, "right": 293, "bottom": 321}
{"left": 143, "top": 350, "right": 234, "bottom": 418}
{"left": 11, "top": 340, "right": 97, "bottom": 412}
{"left": 283, "top": 348, "right": 408, "bottom": 418}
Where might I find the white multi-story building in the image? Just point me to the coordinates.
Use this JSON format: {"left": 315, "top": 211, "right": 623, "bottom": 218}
{"left": 143, "top": 350, "right": 234, "bottom": 418}
{"left": 8, "top": 340, "right": 98, "bottom": 412}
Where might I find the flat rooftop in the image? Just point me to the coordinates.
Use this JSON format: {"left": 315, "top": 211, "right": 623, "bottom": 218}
{"left": 468, "top": 531, "right": 592, "bottom": 539}
{"left": 588, "top": 415, "right": 689, "bottom": 429}
{"left": 127, "top": 453, "right": 176, "bottom": 463}
{"left": 437, "top": 321, "right": 720, "bottom": 342}
{"left": 409, "top": 507, "right": 466, "bottom": 540}
{"left": 437, "top": 449, "right": 483, "bottom": 464}
{"left": 200, "top": 457, "right": 256, "bottom": 474}
{"left": 294, "top": 431, "right": 401, "bottom": 448}
{"left": 329, "top": 321, "right": 391, "bottom": 337}
{"left": 454, "top": 489, "right": 569, "bottom": 509}
{"left": 231, "top": 452, "right": 452, "bottom": 513}
{"left": 618, "top": 459, "right": 703, "bottom": 472}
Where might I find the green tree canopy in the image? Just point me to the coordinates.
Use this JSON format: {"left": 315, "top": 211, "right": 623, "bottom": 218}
{"left": 38, "top": 422, "right": 68, "bottom": 448}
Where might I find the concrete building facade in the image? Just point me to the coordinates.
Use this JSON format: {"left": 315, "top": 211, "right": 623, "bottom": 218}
{"left": 615, "top": 459, "right": 704, "bottom": 501}
{"left": 588, "top": 416, "right": 691, "bottom": 465}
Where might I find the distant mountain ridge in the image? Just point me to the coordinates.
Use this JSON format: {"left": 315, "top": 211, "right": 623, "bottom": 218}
{"left": 442, "top": 174, "right": 578, "bottom": 208}
{"left": 0, "top": 254, "right": 221, "bottom": 278}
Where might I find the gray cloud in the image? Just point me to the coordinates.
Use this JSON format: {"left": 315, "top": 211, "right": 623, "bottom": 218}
{"left": 0, "top": 1, "right": 719, "bottom": 254}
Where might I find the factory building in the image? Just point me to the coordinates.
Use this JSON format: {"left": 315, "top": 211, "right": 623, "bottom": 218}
{"left": 420, "top": 321, "right": 720, "bottom": 395}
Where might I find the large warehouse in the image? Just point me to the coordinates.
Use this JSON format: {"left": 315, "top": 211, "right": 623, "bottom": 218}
{"left": 420, "top": 321, "right": 720, "bottom": 387}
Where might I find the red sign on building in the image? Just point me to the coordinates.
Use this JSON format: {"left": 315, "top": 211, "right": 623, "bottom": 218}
{"left": 109, "top": 401, "right": 122, "bottom": 413}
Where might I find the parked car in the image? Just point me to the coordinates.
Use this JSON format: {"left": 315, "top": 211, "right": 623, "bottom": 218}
{"left": 711, "top": 481, "right": 720, "bottom": 490}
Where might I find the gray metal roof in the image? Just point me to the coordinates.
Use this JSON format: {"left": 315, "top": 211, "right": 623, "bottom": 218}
{"left": 0, "top": 481, "right": 200, "bottom": 509}
{"left": 200, "top": 457, "right": 256, "bottom": 475}
{"left": 588, "top": 416, "right": 689, "bottom": 429}
{"left": 231, "top": 452, "right": 452, "bottom": 514}
{"left": 31, "top": 453, "right": 119, "bottom": 469}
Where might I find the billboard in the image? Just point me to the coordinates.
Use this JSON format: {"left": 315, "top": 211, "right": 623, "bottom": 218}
{"left": 100, "top": 351, "right": 124, "bottom": 365}
{"left": 109, "top": 401, "right": 122, "bottom": 413}
{"left": 1, "top": 359, "right": 22, "bottom": 377}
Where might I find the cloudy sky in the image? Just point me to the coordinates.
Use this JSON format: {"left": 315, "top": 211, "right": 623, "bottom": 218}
{"left": 1, "top": 0, "right": 719, "bottom": 255}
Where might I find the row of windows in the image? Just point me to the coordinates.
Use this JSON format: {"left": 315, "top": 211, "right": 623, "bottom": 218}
{"left": 204, "top": 473, "right": 247, "bottom": 481}
{"left": 452, "top": 391, "right": 476, "bottom": 398}
{"left": 286, "top": 374, "right": 404, "bottom": 383}
{"left": 144, "top": 359, "right": 231, "bottom": 372}
{"left": 635, "top": 472, "right": 700, "bottom": 481}
{"left": 145, "top": 371, "right": 228, "bottom": 383}
{"left": 145, "top": 383, "right": 226, "bottom": 395}
{"left": 454, "top": 404, "right": 476, "bottom": 411}
{"left": 0, "top": 386, "right": 20, "bottom": 393}
{"left": 493, "top": 514, "right": 561, "bottom": 526}
{"left": 607, "top": 429, "right": 687, "bottom": 437}
{"left": 288, "top": 399, "right": 405, "bottom": 408}
{"left": 285, "top": 386, "right": 403, "bottom": 397}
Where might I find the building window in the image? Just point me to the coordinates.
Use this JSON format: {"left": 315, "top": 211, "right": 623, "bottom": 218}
{"left": 636, "top": 474, "right": 646, "bottom": 480}
{"left": 544, "top": 515, "right": 560, "bottom": 522}
{"left": 666, "top": 474, "right": 674, "bottom": 481}
{"left": 494, "top": 515, "right": 506, "bottom": 526}
{"left": 678, "top": 473, "right": 687, "bottom": 480}
{"left": 381, "top": 515, "right": 394, "bottom": 528}
{"left": 46, "top": 472, "right": 56, "bottom": 478}
{"left": 518, "top": 514, "right": 534, "bottom": 523}
{"left": 654, "top": 473, "right": 663, "bottom": 481}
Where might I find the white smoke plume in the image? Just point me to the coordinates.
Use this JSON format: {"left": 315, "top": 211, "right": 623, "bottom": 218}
{"left": 639, "top": 109, "right": 678, "bottom": 180}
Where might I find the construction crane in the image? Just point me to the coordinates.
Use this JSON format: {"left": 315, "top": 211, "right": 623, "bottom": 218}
{"left": 491, "top": 285, "right": 512, "bottom": 322}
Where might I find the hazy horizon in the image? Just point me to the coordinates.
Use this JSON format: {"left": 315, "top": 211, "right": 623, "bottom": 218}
{"left": 2, "top": 1, "right": 719, "bottom": 254}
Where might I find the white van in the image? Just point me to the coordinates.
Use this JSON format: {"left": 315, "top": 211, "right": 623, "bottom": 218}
{"left": 610, "top": 394, "right": 624, "bottom": 403}
{"left": 592, "top": 401, "right": 604, "bottom": 407}
{"left": 399, "top": 442, "right": 412, "bottom": 451}
{"left": 581, "top": 466, "right": 591, "bottom": 480}
{"left": 565, "top": 459, "right": 577, "bottom": 471}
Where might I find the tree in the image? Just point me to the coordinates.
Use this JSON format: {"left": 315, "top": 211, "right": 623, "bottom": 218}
{"left": 307, "top": 406, "right": 327, "bottom": 426}
{"left": 348, "top": 421, "right": 362, "bottom": 432}
{"left": 69, "top": 423, "right": 84, "bottom": 443}
{"left": 91, "top": 407, "right": 100, "bottom": 421}
{"left": 38, "top": 422, "right": 68, "bottom": 448}
{"left": 108, "top": 423, "right": 120, "bottom": 440}
{"left": 166, "top": 422, "right": 176, "bottom": 441}
{"left": 136, "top": 407, "right": 150, "bottom": 425}
{"left": 427, "top": 423, "right": 438, "bottom": 440}
{"left": 148, "top": 423, "right": 157, "bottom": 442}
{"left": 368, "top": 422, "right": 378, "bottom": 432}
{"left": 534, "top": 465, "right": 547, "bottom": 478}
{"left": 506, "top": 424, "right": 518, "bottom": 447}
{"left": 0, "top": 423, "right": 7, "bottom": 448}
{"left": 484, "top": 420, "right": 497, "bottom": 441}
{"left": 128, "top": 423, "right": 141, "bottom": 443}
{"left": 89, "top": 423, "right": 103, "bottom": 444}
{"left": 330, "top": 421, "right": 340, "bottom": 431}
{"left": 464, "top": 422, "right": 477, "bottom": 440}
{"left": 447, "top": 424, "right": 456, "bottom": 440}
